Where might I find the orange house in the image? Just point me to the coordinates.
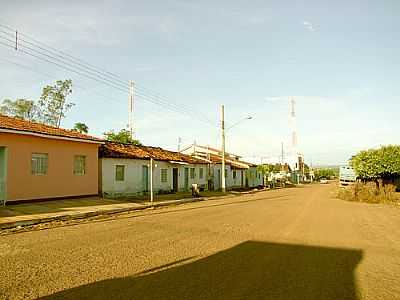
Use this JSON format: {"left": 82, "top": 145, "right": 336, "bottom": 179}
{"left": 0, "top": 115, "right": 103, "bottom": 203}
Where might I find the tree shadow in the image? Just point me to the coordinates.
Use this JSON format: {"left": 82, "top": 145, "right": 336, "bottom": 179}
{"left": 38, "top": 241, "right": 362, "bottom": 300}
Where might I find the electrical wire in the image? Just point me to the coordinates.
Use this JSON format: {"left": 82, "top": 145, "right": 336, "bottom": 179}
{"left": 0, "top": 24, "right": 219, "bottom": 127}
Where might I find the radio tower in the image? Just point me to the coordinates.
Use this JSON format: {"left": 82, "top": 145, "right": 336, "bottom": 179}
{"left": 289, "top": 97, "right": 298, "bottom": 152}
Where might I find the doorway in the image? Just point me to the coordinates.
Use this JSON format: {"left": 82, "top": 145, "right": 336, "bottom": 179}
{"left": 0, "top": 147, "right": 7, "bottom": 204}
{"left": 184, "top": 168, "right": 189, "bottom": 191}
{"left": 142, "top": 165, "right": 149, "bottom": 192}
{"left": 173, "top": 168, "right": 178, "bottom": 192}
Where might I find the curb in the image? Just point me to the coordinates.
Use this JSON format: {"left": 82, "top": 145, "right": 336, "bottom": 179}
{"left": 0, "top": 190, "right": 264, "bottom": 231}
{"left": 0, "top": 197, "right": 209, "bottom": 230}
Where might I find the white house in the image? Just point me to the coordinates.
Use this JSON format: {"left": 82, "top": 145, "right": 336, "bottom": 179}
{"left": 181, "top": 144, "right": 263, "bottom": 190}
{"left": 99, "top": 142, "right": 208, "bottom": 198}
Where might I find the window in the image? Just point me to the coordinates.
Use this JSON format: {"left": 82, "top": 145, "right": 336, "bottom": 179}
{"left": 161, "top": 169, "right": 168, "bottom": 183}
{"left": 73, "top": 155, "right": 86, "bottom": 175}
{"left": 225, "top": 169, "right": 228, "bottom": 177}
{"left": 233, "top": 170, "right": 237, "bottom": 179}
{"left": 115, "top": 165, "right": 125, "bottom": 181}
{"left": 32, "top": 153, "right": 48, "bottom": 175}
{"left": 190, "top": 168, "right": 195, "bottom": 179}
{"left": 199, "top": 168, "right": 204, "bottom": 179}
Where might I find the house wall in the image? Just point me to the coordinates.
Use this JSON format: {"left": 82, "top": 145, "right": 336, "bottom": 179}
{"left": 100, "top": 158, "right": 208, "bottom": 196}
{"left": 0, "top": 132, "right": 99, "bottom": 202}
{"left": 246, "top": 166, "right": 263, "bottom": 187}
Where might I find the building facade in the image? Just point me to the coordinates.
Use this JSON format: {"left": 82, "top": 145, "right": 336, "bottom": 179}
{"left": 0, "top": 115, "right": 102, "bottom": 203}
{"left": 99, "top": 142, "right": 208, "bottom": 197}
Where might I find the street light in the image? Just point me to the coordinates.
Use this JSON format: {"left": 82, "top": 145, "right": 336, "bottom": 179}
{"left": 220, "top": 105, "right": 252, "bottom": 193}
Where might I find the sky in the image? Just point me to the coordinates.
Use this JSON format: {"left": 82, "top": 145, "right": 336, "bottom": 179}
{"left": 1, "top": 0, "right": 399, "bottom": 165}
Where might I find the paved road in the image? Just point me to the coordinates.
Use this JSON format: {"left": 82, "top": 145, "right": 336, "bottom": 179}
{"left": 1, "top": 184, "right": 400, "bottom": 300}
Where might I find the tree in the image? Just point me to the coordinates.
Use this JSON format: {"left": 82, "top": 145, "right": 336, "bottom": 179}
{"left": 72, "top": 122, "right": 89, "bottom": 134}
{"left": 0, "top": 98, "right": 39, "bottom": 121}
{"left": 38, "top": 79, "right": 74, "bottom": 127}
{"left": 103, "top": 129, "right": 142, "bottom": 145}
{"left": 350, "top": 145, "right": 400, "bottom": 181}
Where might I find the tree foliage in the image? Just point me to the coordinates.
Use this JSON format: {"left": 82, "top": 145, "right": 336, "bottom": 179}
{"left": 38, "top": 79, "right": 74, "bottom": 127}
{"left": 0, "top": 98, "right": 38, "bottom": 121}
{"left": 1, "top": 80, "right": 74, "bottom": 127}
{"left": 350, "top": 145, "right": 400, "bottom": 180}
{"left": 73, "top": 122, "right": 89, "bottom": 134}
{"left": 314, "top": 168, "right": 338, "bottom": 180}
{"left": 103, "top": 129, "right": 142, "bottom": 145}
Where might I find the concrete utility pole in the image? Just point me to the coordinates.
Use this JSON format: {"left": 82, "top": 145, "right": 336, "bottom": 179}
{"left": 128, "top": 80, "right": 134, "bottom": 140}
{"left": 177, "top": 137, "right": 182, "bottom": 152}
{"left": 281, "top": 142, "right": 284, "bottom": 172}
{"left": 150, "top": 157, "right": 154, "bottom": 204}
{"left": 221, "top": 105, "right": 226, "bottom": 193}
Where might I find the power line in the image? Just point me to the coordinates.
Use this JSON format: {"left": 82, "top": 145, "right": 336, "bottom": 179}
{"left": 0, "top": 24, "right": 218, "bottom": 127}
{"left": 0, "top": 57, "right": 124, "bottom": 105}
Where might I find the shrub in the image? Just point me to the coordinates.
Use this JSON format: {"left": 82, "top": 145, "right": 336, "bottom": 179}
{"left": 337, "top": 183, "right": 398, "bottom": 204}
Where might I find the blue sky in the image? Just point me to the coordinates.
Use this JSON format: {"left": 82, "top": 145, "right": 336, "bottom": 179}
{"left": 1, "top": 0, "right": 399, "bottom": 165}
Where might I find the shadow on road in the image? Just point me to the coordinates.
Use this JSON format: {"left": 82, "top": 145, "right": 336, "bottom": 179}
{"left": 39, "top": 241, "right": 362, "bottom": 300}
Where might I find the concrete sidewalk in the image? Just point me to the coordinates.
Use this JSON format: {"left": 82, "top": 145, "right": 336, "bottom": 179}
{"left": 0, "top": 193, "right": 246, "bottom": 230}
{"left": 0, "top": 197, "right": 209, "bottom": 230}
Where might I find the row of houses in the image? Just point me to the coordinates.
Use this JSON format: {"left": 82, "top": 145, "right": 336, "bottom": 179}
{"left": 0, "top": 115, "right": 263, "bottom": 203}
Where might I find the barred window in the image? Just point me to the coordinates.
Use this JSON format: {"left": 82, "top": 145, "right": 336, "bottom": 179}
{"left": 161, "top": 169, "right": 168, "bottom": 183}
{"left": 233, "top": 170, "right": 237, "bottom": 179}
{"left": 190, "top": 168, "right": 195, "bottom": 179}
{"left": 74, "top": 155, "right": 86, "bottom": 175}
{"left": 115, "top": 165, "right": 125, "bottom": 181}
{"left": 199, "top": 168, "right": 204, "bottom": 179}
{"left": 32, "top": 153, "right": 48, "bottom": 175}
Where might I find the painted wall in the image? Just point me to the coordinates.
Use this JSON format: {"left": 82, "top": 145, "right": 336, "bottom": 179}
{"left": 208, "top": 164, "right": 247, "bottom": 190}
{"left": 100, "top": 158, "right": 208, "bottom": 196}
{"left": 0, "top": 147, "right": 7, "bottom": 202}
{"left": 0, "top": 132, "right": 99, "bottom": 201}
{"left": 246, "top": 167, "right": 264, "bottom": 187}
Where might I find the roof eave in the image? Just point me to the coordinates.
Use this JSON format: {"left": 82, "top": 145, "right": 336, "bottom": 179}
{"left": 0, "top": 128, "right": 104, "bottom": 144}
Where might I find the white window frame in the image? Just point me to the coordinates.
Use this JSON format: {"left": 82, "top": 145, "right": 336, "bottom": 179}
{"left": 31, "top": 153, "right": 48, "bottom": 175}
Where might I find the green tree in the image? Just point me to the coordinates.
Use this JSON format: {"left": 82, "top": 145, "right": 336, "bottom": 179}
{"left": 103, "top": 129, "right": 142, "bottom": 145}
{"left": 38, "top": 79, "right": 74, "bottom": 127}
{"left": 0, "top": 98, "right": 39, "bottom": 121}
{"left": 350, "top": 145, "right": 400, "bottom": 181}
{"left": 72, "top": 122, "right": 89, "bottom": 134}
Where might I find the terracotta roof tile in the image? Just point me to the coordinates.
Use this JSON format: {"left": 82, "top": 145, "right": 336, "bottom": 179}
{"left": 100, "top": 142, "right": 208, "bottom": 164}
{"left": 0, "top": 114, "right": 102, "bottom": 142}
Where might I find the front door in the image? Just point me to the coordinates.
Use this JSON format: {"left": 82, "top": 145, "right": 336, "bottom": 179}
{"left": 0, "top": 147, "right": 7, "bottom": 204}
{"left": 173, "top": 168, "right": 178, "bottom": 192}
{"left": 184, "top": 168, "right": 189, "bottom": 191}
{"left": 142, "top": 165, "right": 149, "bottom": 192}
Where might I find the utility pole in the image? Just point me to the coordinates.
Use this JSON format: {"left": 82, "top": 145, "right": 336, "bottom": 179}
{"left": 128, "top": 80, "right": 134, "bottom": 140}
{"left": 150, "top": 157, "right": 154, "bottom": 204}
{"left": 221, "top": 105, "right": 226, "bottom": 193}
{"left": 281, "top": 142, "right": 284, "bottom": 172}
{"left": 178, "top": 137, "right": 182, "bottom": 152}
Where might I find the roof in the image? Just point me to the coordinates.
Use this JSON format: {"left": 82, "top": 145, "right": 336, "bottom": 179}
{"left": 0, "top": 114, "right": 103, "bottom": 143}
{"left": 181, "top": 144, "right": 242, "bottom": 159}
{"left": 193, "top": 153, "right": 251, "bottom": 169}
{"left": 100, "top": 142, "right": 208, "bottom": 164}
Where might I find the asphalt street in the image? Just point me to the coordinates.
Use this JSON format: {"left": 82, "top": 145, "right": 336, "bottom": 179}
{"left": 1, "top": 184, "right": 400, "bottom": 300}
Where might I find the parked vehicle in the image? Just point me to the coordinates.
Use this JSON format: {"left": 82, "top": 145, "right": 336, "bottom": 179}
{"left": 320, "top": 178, "right": 328, "bottom": 184}
{"left": 339, "top": 166, "right": 356, "bottom": 186}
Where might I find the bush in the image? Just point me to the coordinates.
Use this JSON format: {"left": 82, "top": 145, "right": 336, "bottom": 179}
{"left": 337, "top": 182, "right": 398, "bottom": 204}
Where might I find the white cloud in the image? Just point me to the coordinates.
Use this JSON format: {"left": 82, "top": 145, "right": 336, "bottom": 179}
{"left": 302, "top": 20, "right": 316, "bottom": 32}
